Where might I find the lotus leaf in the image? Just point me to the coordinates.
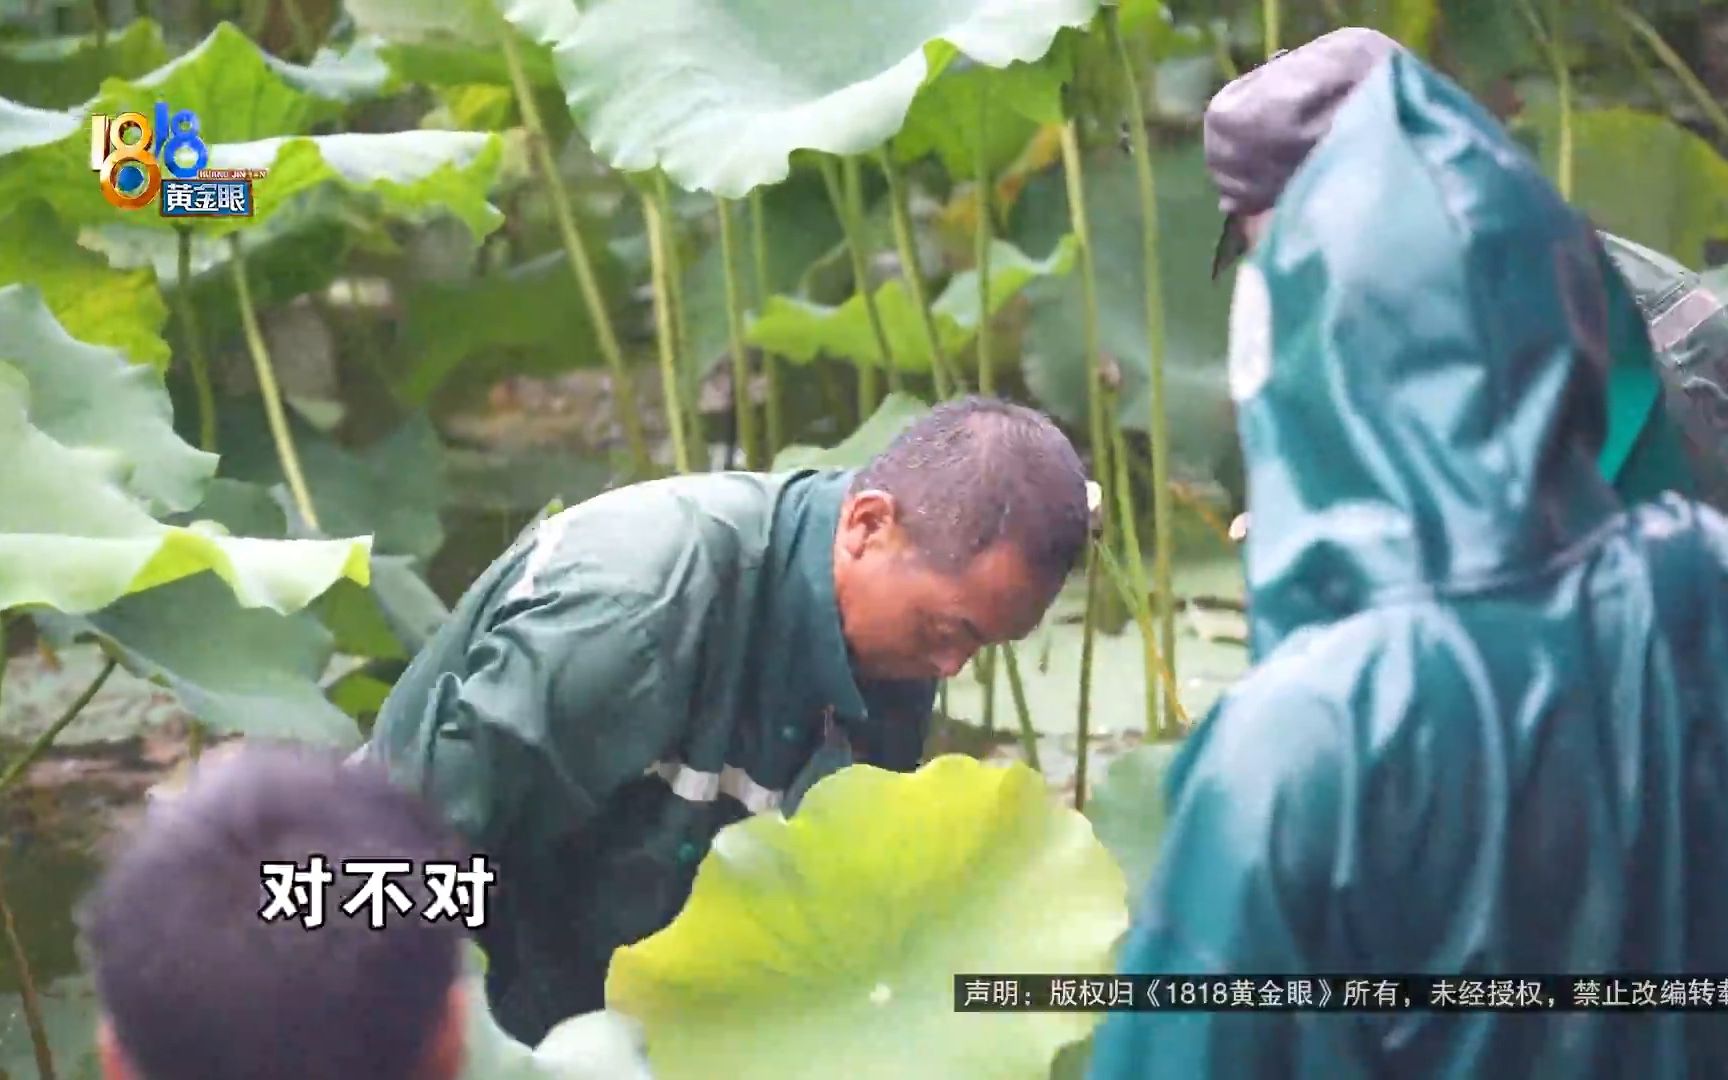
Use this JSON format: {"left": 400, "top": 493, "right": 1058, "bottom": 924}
{"left": 608, "top": 755, "right": 1128, "bottom": 1079}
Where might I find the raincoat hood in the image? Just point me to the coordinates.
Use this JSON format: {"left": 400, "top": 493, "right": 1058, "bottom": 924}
{"left": 1232, "top": 49, "right": 1643, "bottom": 659}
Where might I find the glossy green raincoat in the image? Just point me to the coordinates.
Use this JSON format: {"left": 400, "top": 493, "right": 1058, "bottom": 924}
{"left": 358, "top": 468, "right": 935, "bottom": 1044}
{"left": 1089, "top": 51, "right": 1728, "bottom": 1078}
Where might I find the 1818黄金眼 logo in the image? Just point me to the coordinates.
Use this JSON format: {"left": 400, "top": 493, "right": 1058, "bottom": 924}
{"left": 90, "top": 103, "right": 265, "bottom": 217}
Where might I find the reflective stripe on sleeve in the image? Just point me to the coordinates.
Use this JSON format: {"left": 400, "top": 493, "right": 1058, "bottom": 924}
{"left": 647, "top": 760, "right": 783, "bottom": 815}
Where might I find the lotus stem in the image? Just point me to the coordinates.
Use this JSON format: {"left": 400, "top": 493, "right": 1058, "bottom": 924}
{"left": 819, "top": 157, "right": 888, "bottom": 415}
{"left": 654, "top": 173, "right": 705, "bottom": 469}
{"left": 979, "top": 646, "right": 997, "bottom": 733}
{"left": 750, "top": 189, "right": 786, "bottom": 457}
{"left": 1107, "top": 8, "right": 1178, "bottom": 732}
{"left": 1108, "top": 398, "right": 1161, "bottom": 735}
{"left": 1098, "top": 538, "right": 1189, "bottom": 729}
{"left": 878, "top": 150, "right": 957, "bottom": 399}
{"left": 845, "top": 158, "right": 905, "bottom": 392}
{"left": 500, "top": 30, "right": 651, "bottom": 477}
{"left": 1058, "top": 121, "right": 1118, "bottom": 555}
{"left": 1003, "top": 642, "right": 1040, "bottom": 772}
{"left": 974, "top": 90, "right": 995, "bottom": 396}
{"left": 851, "top": 161, "right": 904, "bottom": 399}
{"left": 0, "top": 656, "right": 116, "bottom": 797}
{"left": 1208, "top": 21, "right": 1240, "bottom": 80}
{"left": 717, "top": 197, "right": 763, "bottom": 469}
{"left": 1618, "top": 5, "right": 1728, "bottom": 145}
{"left": 175, "top": 225, "right": 216, "bottom": 453}
{"left": 230, "top": 234, "right": 320, "bottom": 532}
{"left": 644, "top": 188, "right": 693, "bottom": 473}
{"left": 1075, "top": 539, "right": 1101, "bottom": 811}
{"left": 281, "top": 0, "right": 316, "bottom": 60}
{"left": 1263, "top": 0, "right": 1280, "bottom": 57}
{"left": 1518, "top": 0, "right": 1572, "bottom": 198}
{"left": 86, "top": 0, "right": 104, "bottom": 50}
{"left": 0, "top": 857, "right": 53, "bottom": 1080}
{"left": 1060, "top": 117, "right": 1109, "bottom": 810}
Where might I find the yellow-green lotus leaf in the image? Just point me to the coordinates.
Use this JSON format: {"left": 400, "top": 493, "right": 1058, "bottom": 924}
{"left": 608, "top": 755, "right": 1128, "bottom": 1079}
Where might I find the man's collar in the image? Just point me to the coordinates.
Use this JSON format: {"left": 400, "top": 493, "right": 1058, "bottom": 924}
{"left": 768, "top": 470, "right": 871, "bottom": 727}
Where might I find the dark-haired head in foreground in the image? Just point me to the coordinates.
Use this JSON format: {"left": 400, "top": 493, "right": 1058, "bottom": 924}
{"left": 834, "top": 395, "right": 1091, "bottom": 680}
{"left": 78, "top": 741, "right": 467, "bottom": 1080}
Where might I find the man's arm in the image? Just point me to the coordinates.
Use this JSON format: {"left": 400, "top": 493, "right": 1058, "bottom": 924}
{"left": 372, "top": 585, "right": 682, "bottom": 856}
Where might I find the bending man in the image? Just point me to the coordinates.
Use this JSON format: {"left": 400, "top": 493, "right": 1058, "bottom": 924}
{"left": 359, "top": 396, "right": 1092, "bottom": 1042}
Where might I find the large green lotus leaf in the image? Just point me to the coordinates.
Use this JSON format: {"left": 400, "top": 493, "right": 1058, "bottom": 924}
{"left": 608, "top": 755, "right": 1127, "bottom": 1079}
{"left": 0, "top": 93, "right": 81, "bottom": 156}
{"left": 27, "top": 478, "right": 391, "bottom": 748}
{"left": 315, "top": 554, "right": 450, "bottom": 660}
{"left": 892, "top": 51, "right": 1068, "bottom": 179}
{"left": 497, "top": 0, "right": 584, "bottom": 48}
{"left": 1083, "top": 739, "right": 1180, "bottom": 911}
{"left": 557, "top": 0, "right": 1101, "bottom": 198}
{"left": 185, "top": 476, "right": 448, "bottom": 661}
{"left": 772, "top": 391, "right": 931, "bottom": 470}
{"left": 389, "top": 248, "right": 622, "bottom": 405}
{"left": 34, "top": 571, "right": 362, "bottom": 747}
{"left": 0, "top": 25, "right": 482, "bottom": 236}
{"left": 344, "top": 0, "right": 499, "bottom": 43}
{"left": 459, "top": 945, "right": 656, "bottom": 1080}
{"left": 1048, "top": 1035, "right": 1093, "bottom": 1080}
{"left": 1523, "top": 106, "right": 1728, "bottom": 269}
{"left": 201, "top": 130, "right": 506, "bottom": 241}
{"left": 748, "top": 235, "right": 1076, "bottom": 372}
{"left": 0, "top": 18, "right": 170, "bottom": 108}
{"left": 112, "top": 22, "right": 392, "bottom": 117}
{"left": 214, "top": 408, "right": 446, "bottom": 564}
{"left": 1011, "top": 143, "right": 1239, "bottom": 485}
{"left": 0, "top": 320, "right": 371, "bottom": 615}
{"left": 0, "top": 283, "right": 208, "bottom": 514}
{"left": 0, "top": 426, "right": 372, "bottom": 614}
{"left": 0, "top": 200, "right": 170, "bottom": 369}
{"left": 343, "top": 0, "right": 567, "bottom": 95}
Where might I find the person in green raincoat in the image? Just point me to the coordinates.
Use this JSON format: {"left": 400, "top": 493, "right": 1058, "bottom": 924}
{"left": 356, "top": 396, "right": 1091, "bottom": 1044}
{"left": 1206, "top": 29, "right": 1728, "bottom": 523}
{"left": 1089, "top": 36, "right": 1728, "bottom": 1079}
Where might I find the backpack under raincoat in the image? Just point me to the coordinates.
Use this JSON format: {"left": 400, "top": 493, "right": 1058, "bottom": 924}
{"left": 1088, "top": 49, "right": 1728, "bottom": 1079}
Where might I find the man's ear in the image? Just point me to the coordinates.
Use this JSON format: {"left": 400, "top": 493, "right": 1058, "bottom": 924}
{"left": 417, "top": 980, "right": 468, "bottom": 1080}
{"left": 836, "top": 490, "right": 899, "bottom": 558}
{"left": 97, "top": 1016, "right": 135, "bottom": 1080}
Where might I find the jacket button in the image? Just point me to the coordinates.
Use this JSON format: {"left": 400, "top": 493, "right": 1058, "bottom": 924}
{"left": 677, "top": 841, "right": 699, "bottom": 864}
{"left": 780, "top": 724, "right": 799, "bottom": 741}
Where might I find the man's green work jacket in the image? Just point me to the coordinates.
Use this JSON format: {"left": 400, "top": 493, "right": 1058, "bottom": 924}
{"left": 358, "top": 468, "right": 936, "bottom": 1044}
{"left": 1088, "top": 50, "right": 1728, "bottom": 1078}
